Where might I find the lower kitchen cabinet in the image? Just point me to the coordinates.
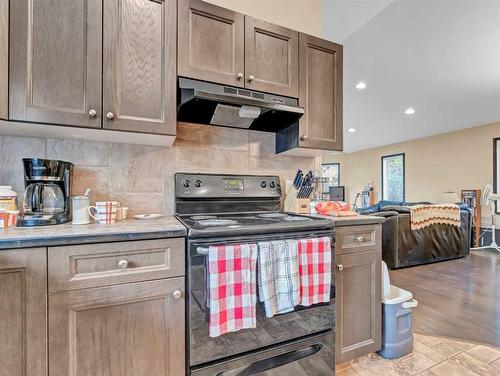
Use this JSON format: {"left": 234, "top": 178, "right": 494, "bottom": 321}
{"left": 335, "top": 226, "right": 382, "bottom": 363}
{"left": 0, "top": 248, "right": 47, "bottom": 376}
{"left": 49, "top": 277, "right": 185, "bottom": 376}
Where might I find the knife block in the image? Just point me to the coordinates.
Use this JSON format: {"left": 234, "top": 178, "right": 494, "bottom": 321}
{"left": 284, "top": 186, "right": 311, "bottom": 214}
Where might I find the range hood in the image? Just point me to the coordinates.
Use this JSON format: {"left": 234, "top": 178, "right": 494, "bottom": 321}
{"left": 177, "top": 78, "right": 304, "bottom": 132}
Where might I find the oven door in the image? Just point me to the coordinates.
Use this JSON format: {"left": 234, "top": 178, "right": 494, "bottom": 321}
{"left": 192, "top": 331, "right": 334, "bottom": 376}
{"left": 188, "top": 232, "right": 335, "bottom": 372}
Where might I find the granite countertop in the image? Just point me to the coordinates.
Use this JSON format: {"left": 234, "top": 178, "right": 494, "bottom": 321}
{"left": 0, "top": 216, "right": 187, "bottom": 250}
{"left": 313, "top": 213, "right": 386, "bottom": 227}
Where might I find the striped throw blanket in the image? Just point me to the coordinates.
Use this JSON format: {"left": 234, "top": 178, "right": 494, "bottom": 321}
{"left": 409, "top": 204, "right": 461, "bottom": 230}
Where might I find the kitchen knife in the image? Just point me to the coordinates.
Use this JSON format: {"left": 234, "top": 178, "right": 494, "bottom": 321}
{"left": 293, "top": 170, "right": 303, "bottom": 188}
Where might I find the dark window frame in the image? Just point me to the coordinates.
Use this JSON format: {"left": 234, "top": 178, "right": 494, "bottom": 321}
{"left": 493, "top": 138, "right": 500, "bottom": 212}
{"left": 321, "top": 162, "right": 341, "bottom": 186}
{"left": 381, "top": 153, "right": 406, "bottom": 201}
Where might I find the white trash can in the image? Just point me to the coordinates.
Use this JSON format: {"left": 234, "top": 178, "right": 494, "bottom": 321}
{"left": 378, "top": 261, "right": 418, "bottom": 359}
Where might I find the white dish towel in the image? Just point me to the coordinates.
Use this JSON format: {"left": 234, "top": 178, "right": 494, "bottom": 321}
{"left": 257, "top": 239, "right": 300, "bottom": 317}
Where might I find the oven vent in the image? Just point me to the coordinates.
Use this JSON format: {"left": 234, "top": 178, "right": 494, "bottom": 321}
{"left": 224, "top": 87, "right": 238, "bottom": 95}
{"left": 252, "top": 92, "right": 265, "bottom": 100}
{"left": 238, "top": 89, "right": 252, "bottom": 97}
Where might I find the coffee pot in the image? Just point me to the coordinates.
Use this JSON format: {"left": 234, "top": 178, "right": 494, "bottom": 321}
{"left": 23, "top": 183, "right": 66, "bottom": 214}
{"left": 19, "top": 158, "right": 74, "bottom": 226}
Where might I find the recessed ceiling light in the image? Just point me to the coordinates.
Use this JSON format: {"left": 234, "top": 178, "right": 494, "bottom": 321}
{"left": 355, "top": 82, "right": 367, "bottom": 90}
{"left": 405, "top": 107, "right": 416, "bottom": 115}
{"left": 347, "top": 128, "right": 357, "bottom": 133}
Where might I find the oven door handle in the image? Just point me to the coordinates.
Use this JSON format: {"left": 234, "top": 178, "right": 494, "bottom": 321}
{"left": 196, "top": 247, "right": 210, "bottom": 255}
{"left": 216, "top": 344, "right": 323, "bottom": 376}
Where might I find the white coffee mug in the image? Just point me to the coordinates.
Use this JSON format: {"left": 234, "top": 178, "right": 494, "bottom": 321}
{"left": 88, "top": 201, "right": 119, "bottom": 224}
{"left": 72, "top": 196, "right": 91, "bottom": 225}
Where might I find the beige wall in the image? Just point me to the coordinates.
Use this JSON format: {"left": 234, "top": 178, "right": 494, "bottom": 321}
{"left": 324, "top": 121, "right": 500, "bottom": 219}
{"left": 205, "top": 0, "right": 322, "bottom": 37}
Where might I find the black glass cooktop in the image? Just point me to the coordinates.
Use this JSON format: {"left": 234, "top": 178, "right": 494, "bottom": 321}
{"left": 177, "top": 212, "right": 333, "bottom": 239}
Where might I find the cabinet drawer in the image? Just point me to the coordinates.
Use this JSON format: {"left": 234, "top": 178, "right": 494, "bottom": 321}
{"left": 48, "top": 238, "right": 185, "bottom": 292}
{"left": 335, "top": 224, "right": 381, "bottom": 255}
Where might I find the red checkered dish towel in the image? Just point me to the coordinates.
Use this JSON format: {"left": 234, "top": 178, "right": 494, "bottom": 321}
{"left": 298, "top": 237, "right": 332, "bottom": 306}
{"left": 208, "top": 243, "right": 258, "bottom": 337}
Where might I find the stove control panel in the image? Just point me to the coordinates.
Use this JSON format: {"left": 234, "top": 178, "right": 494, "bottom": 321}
{"left": 175, "top": 173, "right": 281, "bottom": 198}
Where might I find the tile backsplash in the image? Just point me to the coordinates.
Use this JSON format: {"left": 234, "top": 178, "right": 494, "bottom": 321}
{"left": 0, "top": 123, "right": 316, "bottom": 215}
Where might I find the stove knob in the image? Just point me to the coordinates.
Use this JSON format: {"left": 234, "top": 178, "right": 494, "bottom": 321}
{"left": 269, "top": 181, "right": 276, "bottom": 189}
{"left": 195, "top": 180, "right": 202, "bottom": 188}
{"left": 261, "top": 181, "right": 267, "bottom": 188}
{"left": 183, "top": 180, "right": 190, "bottom": 188}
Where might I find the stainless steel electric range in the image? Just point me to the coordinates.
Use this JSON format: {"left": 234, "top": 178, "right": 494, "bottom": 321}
{"left": 175, "top": 173, "right": 336, "bottom": 376}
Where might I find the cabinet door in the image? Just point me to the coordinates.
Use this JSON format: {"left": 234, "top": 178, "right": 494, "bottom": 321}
{"left": 178, "top": 0, "right": 245, "bottom": 87}
{"left": 103, "top": 0, "right": 176, "bottom": 135}
{"left": 245, "top": 16, "right": 298, "bottom": 97}
{"left": 49, "top": 278, "right": 185, "bottom": 376}
{"left": 9, "top": 0, "right": 102, "bottom": 127}
{"left": 335, "top": 250, "right": 381, "bottom": 363}
{"left": 0, "top": 248, "right": 47, "bottom": 376}
{"left": 298, "top": 34, "right": 343, "bottom": 151}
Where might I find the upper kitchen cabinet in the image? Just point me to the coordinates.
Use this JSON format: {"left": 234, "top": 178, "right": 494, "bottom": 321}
{"left": 297, "top": 34, "right": 343, "bottom": 151}
{"left": 178, "top": 0, "right": 245, "bottom": 87}
{"left": 178, "top": 0, "right": 299, "bottom": 98}
{"left": 103, "top": 0, "right": 177, "bottom": 135}
{"left": 5, "top": 0, "right": 177, "bottom": 142}
{"left": 244, "top": 17, "right": 298, "bottom": 98}
{"left": 9, "top": 0, "right": 102, "bottom": 128}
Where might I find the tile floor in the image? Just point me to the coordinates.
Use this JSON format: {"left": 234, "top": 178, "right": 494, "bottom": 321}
{"left": 337, "top": 333, "right": 500, "bottom": 376}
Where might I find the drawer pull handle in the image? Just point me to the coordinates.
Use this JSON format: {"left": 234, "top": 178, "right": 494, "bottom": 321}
{"left": 173, "top": 290, "right": 182, "bottom": 299}
{"left": 118, "top": 259, "right": 128, "bottom": 269}
{"left": 354, "top": 235, "right": 364, "bottom": 242}
{"left": 337, "top": 264, "right": 344, "bottom": 271}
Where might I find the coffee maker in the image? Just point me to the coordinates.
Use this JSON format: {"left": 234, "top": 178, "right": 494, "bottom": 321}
{"left": 19, "top": 158, "right": 74, "bottom": 226}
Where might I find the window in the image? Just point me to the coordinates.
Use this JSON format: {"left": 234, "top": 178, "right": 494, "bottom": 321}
{"left": 321, "top": 163, "right": 340, "bottom": 186}
{"left": 381, "top": 153, "right": 405, "bottom": 201}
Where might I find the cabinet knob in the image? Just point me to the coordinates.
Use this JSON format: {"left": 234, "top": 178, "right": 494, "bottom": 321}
{"left": 106, "top": 112, "right": 114, "bottom": 120}
{"left": 237, "top": 72, "right": 244, "bottom": 80}
{"left": 248, "top": 75, "right": 255, "bottom": 82}
{"left": 337, "top": 264, "right": 344, "bottom": 271}
{"left": 118, "top": 259, "right": 128, "bottom": 269}
{"left": 354, "top": 236, "right": 364, "bottom": 243}
{"left": 173, "top": 290, "right": 182, "bottom": 299}
{"left": 300, "top": 135, "right": 308, "bottom": 142}
{"left": 88, "top": 109, "right": 97, "bottom": 117}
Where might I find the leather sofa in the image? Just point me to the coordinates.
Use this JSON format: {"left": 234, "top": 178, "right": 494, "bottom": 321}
{"left": 357, "top": 201, "right": 472, "bottom": 269}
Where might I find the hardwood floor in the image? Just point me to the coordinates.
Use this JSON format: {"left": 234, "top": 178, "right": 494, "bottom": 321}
{"left": 389, "top": 250, "right": 500, "bottom": 347}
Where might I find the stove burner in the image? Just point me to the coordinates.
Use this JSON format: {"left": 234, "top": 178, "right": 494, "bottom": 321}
{"left": 283, "top": 216, "right": 311, "bottom": 221}
{"left": 191, "top": 215, "right": 217, "bottom": 220}
{"left": 197, "top": 219, "right": 239, "bottom": 226}
{"left": 257, "top": 213, "right": 288, "bottom": 218}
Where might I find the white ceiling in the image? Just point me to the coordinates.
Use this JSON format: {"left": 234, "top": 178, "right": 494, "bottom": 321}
{"left": 321, "top": 0, "right": 500, "bottom": 152}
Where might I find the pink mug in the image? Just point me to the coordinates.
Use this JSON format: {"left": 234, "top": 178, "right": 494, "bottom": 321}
{"left": 88, "top": 201, "right": 119, "bottom": 224}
